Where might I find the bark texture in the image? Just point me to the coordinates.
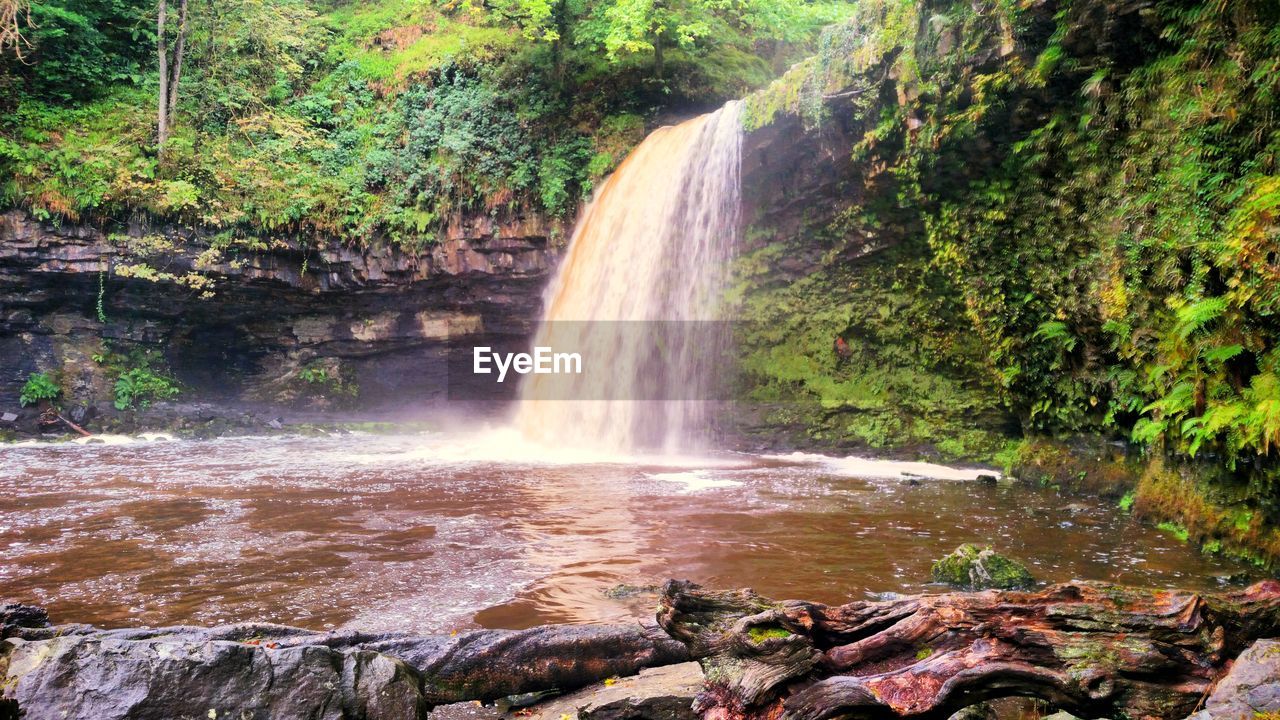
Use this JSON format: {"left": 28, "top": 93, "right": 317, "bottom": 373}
{"left": 657, "top": 579, "right": 1280, "bottom": 720}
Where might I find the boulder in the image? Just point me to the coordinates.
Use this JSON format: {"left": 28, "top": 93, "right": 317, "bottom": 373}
{"left": 930, "top": 543, "right": 1035, "bottom": 590}
{"left": 0, "top": 632, "right": 428, "bottom": 720}
{"left": 1187, "top": 639, "right": 1280, "bottom": 720}
{"left": 0, "top": 607, "right": 689, "bottom": 719}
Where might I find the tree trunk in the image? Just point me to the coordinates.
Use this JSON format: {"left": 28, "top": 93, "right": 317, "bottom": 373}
{"left": 658, "top": 579, "right": 1280, "bottom": 720}
{"left": 550, "top": 0, "right": 567, "bottom": 88}
{"left": 165, "top": 0, "right": 188, "bottom": 128}
{"left": 157, "top": 0, "right": 168, "bottom": 154}
{"left": 156, "top": 0, "right": 188, "bottom": 157}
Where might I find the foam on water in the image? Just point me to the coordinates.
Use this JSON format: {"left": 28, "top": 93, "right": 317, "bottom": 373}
{"left": 765, "top": 451, "right": 1001, "bottom": 482}
{"left": 648, "top": 470, "right": 744, "bottom": 493}
{"left": 335, "top": 427, "right": 754, "bottom": 470}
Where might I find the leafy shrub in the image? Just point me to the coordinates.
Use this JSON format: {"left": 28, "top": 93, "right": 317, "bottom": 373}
{"left": 21, "top": 0, "right": 154, "bottom": 102}
{"left": 19, "top": 372, "right": 61, "bottom": 407}
{"left": 296, "top": 362, "right": 358, "bottom": 404}
{"left": 113, "top": 368, "right": 180, "bottom": 410}
{"left": 2, "top": 0, "right": 837, "bottom": 241}
{"left": 383, "top": 68, "right": 541, "bottom": 218}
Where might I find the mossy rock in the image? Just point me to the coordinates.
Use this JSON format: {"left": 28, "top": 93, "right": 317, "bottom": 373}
{"left": 931, "top": 543, "right": 1035, "bottom": 590}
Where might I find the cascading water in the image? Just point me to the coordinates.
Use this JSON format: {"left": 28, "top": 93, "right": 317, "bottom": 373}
{"left": 516, "top": 101, "right": 743, "bottom": 454}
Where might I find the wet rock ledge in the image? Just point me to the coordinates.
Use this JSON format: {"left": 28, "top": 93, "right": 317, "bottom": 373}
{"left": 7, "top": 579, "right": 1280, "bottom": 720}
{"left": 0, "top": 603, "right": 688, "bottom": 720}
{"left": 0, "top": 208, "right": 560, "bottom": 429}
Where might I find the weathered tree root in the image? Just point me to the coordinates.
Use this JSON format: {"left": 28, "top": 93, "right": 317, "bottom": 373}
{"left": 657, "top": 579, "right": 1280, "bottom": 720}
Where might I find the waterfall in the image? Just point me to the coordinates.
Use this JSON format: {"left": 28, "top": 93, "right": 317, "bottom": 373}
{"left": 516, "top": 101, "right": 743, "bottom": 454}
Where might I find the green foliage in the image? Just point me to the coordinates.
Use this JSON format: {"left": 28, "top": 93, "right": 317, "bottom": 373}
{"left": 733, "top": 236, "right": 1009, "bottom": 459}
{"left": 1156, "top": 521, "right": 1191, "bottom": 544}
{"left": 19, "top": 372, "right": 60, "bottom": 406}
{"left": 182, "top": 0, "right": 325, "bottom": 128}
{"left": 95, "top": 344, "right": 181, "bottom": 410}
{"left": 96, "top": 270, "right": 107, "bottom": 323}
{"left": 18, "top": 0, "right": 153, "bottom": 101}
{"left": 743, "top": 0, "right": 920, "bottom": 131}
{"left": 296, "top": 361, "right": 359, "bottom": 405}
{"left": 1118, "top": 491, "right": 1136, "bottom": 513}
{"left": 378, "top": 68, "right": 592, "bottom": 221}
{"left": 479, "top": 0, "right": 848, "bottom": 76}
{"left": 113, "top": 368, "right": 180, "bottom": 410}
{"left": 742, "top": 0, "right": 1280, "bottom": 469}
{"left": 1, "top": 0, "right": 847, "bottom": 244}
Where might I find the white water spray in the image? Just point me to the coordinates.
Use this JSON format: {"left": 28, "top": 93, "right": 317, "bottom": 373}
{"left": 517, "top": 101, "right": 744, "bottom": 454}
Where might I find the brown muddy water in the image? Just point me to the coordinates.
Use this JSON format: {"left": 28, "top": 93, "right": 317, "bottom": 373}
{"left": 0, "top": 431, "right": 1254, "bottom": 634}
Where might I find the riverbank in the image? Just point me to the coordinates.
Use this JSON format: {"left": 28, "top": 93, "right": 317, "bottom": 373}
{"left": 8, "top": 579, "right": 1280, "bottom": 720}
{"left": 1009, "top": 437, "right": 1280, "bottom": 572}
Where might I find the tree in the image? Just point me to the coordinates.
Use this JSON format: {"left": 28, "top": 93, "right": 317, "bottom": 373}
{"left": 156, "top": 0, "right": 188, "bottom": 155}
{"left": 473, "top": 0, "right": 580, "bottom": 84}
{"left": 165, "top": 0, "right": 319, "bottom": 131}
{"left": 493, "top": 0, "right": 828, "bottom": 80}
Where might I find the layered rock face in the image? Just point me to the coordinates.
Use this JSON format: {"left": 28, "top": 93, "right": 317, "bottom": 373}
{"left": 0, "top": 210, "right": 560, "bottom": 427}
{"left": 738, "top": 106, "right": 861, "bottom": 273}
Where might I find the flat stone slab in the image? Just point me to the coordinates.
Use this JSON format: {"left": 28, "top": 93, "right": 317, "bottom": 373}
{"left": 1, "top": 632, "right": 427, "bottom": 720}
{"left": 429, "top": 663, "right": 702, "bottom": 720}
{"left": 1188, "top": 639, "right": 1280, "bottom": 720}
{"left": 520, "top": 662, "right": 703, "bottom": 720}
{"left": 2, "top": 606, "right": 688, "bottom": 720}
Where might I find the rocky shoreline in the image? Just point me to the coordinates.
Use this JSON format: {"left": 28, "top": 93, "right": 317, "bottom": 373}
{"left": 0, "top": 601, "right": 688, "bottom": 720}
{"left": 7, "top": 579, "right": 1280, "bottom": 720}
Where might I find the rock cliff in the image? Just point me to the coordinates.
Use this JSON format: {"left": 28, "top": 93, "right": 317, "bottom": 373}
{"left": 0, "top": 210, "right": 561, "bottom": 432}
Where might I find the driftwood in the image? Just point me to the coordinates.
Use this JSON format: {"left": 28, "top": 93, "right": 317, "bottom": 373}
{"left": 657, "top": 579, "right": 1280, "bottom": 720}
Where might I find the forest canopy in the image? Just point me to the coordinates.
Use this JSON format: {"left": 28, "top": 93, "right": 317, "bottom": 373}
{"left": 0, "top": 0, "right": 849, "bottom": 244}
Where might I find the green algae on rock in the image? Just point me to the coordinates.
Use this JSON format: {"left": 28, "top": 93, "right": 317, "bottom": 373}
{"left": 931, "top": 543, "right": 1035, "bottom": 590}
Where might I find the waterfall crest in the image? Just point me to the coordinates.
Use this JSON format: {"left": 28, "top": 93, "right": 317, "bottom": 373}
{"left": 516, "top": 101, "right": 743, "bottom": 454}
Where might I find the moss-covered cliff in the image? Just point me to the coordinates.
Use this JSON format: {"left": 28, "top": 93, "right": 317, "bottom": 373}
{"left": 734, "top": 0, "right": 1280, "bottom": 562}
{"left": 736, "top": 0, "right": 1279, "bottom": 460}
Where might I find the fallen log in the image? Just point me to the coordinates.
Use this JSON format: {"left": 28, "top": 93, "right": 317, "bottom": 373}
{"left": 0, "top": 604, "right": 689, "bottom": 719}
{"left": 657, "top": 579, "right": 1280, "bottom": 720}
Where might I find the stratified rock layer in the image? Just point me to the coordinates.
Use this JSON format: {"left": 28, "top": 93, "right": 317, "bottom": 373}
{"left": 0, "top": 209, "right": 557, "bottom": 426}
